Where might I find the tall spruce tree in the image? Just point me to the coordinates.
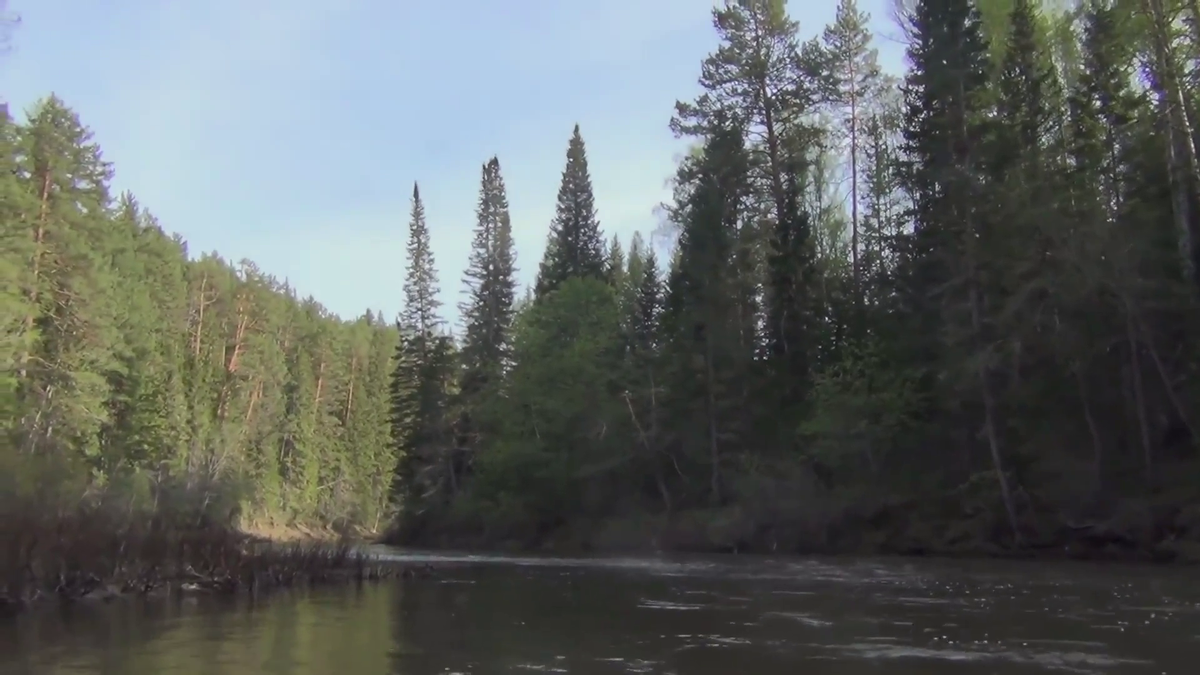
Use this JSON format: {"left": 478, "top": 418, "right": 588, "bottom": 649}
{"left": 901, "top": 0, "right": 1022, "bottom": 540}
{"left": 661, "top": 119, "right": 753, "bottom": 505}
{"left": 765, "top": 158, "right": 817, "bottom": 425}
{"left": 460, "top": 157, "right": 517, "bottom": 397}
{"left": 535, "top": 125, "right": 605, "bottom": 298}
{"left": 391, "top": 183, "right": 452, "bottom": 514}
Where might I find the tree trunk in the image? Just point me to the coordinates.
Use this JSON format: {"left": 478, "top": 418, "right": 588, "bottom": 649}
{"left": 1126, "top": 316, "right": 1155, "bottom": 485}
{"left": 704, "top": 334, "right": 722, "bottom": 506}
{"left": 1142, "top": 0, "right": 1200, "bottom": 291}
{"left": 1076, "top": 367, "right": 1104, "bottom": 491}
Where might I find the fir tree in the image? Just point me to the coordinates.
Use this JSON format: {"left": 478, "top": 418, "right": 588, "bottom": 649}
{"left": 460, "top": 157, "right": 517, "bottom": 397}
{"left": 632, "top": 245, "right": 662, "bottom": 358}
{"left": 605, "top": 234, "right": 625, "bottom": 289}
{"left": 391, "top": 183, "right": 452, "bottom": 514}
{"left": 900, "top": 0, "right": 1022, "bottom": 540}
{"left": 399, "top": 183, "right": 441, "bottom": 340}
{"left": 661, "top": 120, "right": 752, "bottom": 505}
{"left": 535, "top": 125, "right": 605, "bottom": 298}
{"left": 765, "top": 158, "right": 816, "bottom": 419}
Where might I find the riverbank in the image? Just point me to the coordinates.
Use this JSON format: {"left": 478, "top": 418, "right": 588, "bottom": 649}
{"left": 389, "top": 493, "right": 1200, "bottom": 565}
{"left": 0, "top": 504, "right": 409, "bottom": 615}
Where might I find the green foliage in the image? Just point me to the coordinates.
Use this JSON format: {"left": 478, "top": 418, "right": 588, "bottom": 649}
{"left": 473, "top": 278, "right": 625, "bottom": 522}
{"left": 1, "top": 98, "right": 397, "bottom": 531}
{"left": 12, "top": 0, "right": 1200, "bottom": 554}
{"left": 535, "top": 125, "right": 605, "bottom": 299}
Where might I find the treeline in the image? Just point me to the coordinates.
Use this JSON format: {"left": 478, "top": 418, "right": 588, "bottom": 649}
{"left": 394, "top": 0, "right": 1200, "bottom": 555}
{"left": 7, "top": 0, "right": 1200, "bottom": 557}
{"left": 1, "top": 99, "right": 397, "bottom": 530}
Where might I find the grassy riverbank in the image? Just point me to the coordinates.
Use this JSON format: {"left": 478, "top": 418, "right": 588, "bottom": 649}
{"left": 0, "top": 484, "right": 412, "bottom": 615}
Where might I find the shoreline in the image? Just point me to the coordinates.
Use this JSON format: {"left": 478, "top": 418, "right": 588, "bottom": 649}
{"left": 386, "top": 501, "right": 1200, "bottom": 566}
{"left": 0, "top": 512, "right": 415, "bottom": 616}
{"left": 387, "top": 534, "right": 1200, "bottom": 566}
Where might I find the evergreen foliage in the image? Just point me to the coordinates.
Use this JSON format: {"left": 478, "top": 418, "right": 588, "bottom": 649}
{"left": 9, "top": 0, "right": 1200, "bottom": 557}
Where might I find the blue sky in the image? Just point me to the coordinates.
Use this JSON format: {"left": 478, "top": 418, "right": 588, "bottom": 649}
{"left": 1, "top": 0, "right": 904, "bottom": 325}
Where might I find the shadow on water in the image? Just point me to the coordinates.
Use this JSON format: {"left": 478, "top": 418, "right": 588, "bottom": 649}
{"left": 1, "top": 550, "right": 1199, "bottom": 674}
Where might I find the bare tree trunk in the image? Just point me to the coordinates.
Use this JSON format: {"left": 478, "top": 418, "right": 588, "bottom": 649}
{"left": 972, "top": 284, "right": 1022, "bottom": 545}
{"left": 849, "top": 62, "right": 862, "bottom": 308}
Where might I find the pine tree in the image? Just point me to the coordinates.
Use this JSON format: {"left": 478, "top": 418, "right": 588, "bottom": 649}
{"left": 673, "top": 0, "right": 826, "bottom": 246}
{"left": 535, "top": 125, "right": 605, "bottom": 298}
{"left": 0, "top": 101, "right": 34, "bottom": 430}
{"left": 15, "top": 96, "right": 120, "bottom": 463}
{"left": 823, "top": 0, "right": 882, "bottom": 299}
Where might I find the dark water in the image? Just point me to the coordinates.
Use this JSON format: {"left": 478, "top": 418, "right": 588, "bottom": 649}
{"left": 2, "top": 550, "right": 1199, "bottom": 674}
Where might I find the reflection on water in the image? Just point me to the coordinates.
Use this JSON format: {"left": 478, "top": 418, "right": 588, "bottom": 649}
{"left": 1, "top": 551, "right": 1198, "bottom": 674}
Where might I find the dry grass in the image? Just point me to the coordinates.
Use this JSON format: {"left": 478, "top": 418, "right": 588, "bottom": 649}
{"left": 0, "top": 501, "right": 406, "bottom": 614}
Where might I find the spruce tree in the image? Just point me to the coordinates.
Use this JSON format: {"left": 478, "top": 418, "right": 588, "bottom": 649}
{"left": 632, "top": 245, "right": 662, "bottom": 358}
{"left": 1067, "top": 0, "right": 1139, "bottom": 222}
{"left": 460, "top": 157, "right": 517, "bottom": 397}
{"left": 661, "top": 120, "right": 752, "bottom": 505}
{"left": 391, "top": 183, "right": 451, "bottom": 514}
{"left": 986, "top": 0, "right": 1062, "bottom": 327}
{"left": 605, "top": 234, "right": 625, "bottom": 289}
{"left": 901, "top": 0, "right": 1022, "bottom": 540}
{"left": 535, "top": 125, "right": 605, "bottom": 298}
{"left": 765, "top": 158, "right": 816, "bottom": 420}
{"left": 399, "top": 183, "right": 441, "bottom": 339}
{"left": 992, "top": 0, "right": 1058, "bottom": 180}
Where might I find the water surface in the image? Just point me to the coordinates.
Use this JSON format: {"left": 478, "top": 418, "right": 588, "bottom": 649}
{"left": 2, "top": 550, "right": 1198, "bottom": 674}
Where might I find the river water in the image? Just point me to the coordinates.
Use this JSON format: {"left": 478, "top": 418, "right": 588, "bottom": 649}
{"left": 1, "top": 550, "right": 1198, "bottom": 674}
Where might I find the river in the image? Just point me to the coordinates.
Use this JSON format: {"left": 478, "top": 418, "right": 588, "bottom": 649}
{"left": 1, "top": 549, "right": 1197, "bottom": 674}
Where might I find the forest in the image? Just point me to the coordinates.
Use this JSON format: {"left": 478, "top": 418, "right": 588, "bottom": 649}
{"left": 5, "top": 0, "right": 1200, "bottom": 562}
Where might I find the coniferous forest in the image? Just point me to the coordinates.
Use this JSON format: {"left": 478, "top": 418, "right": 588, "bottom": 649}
{"left": 7, "top": 0, "right": 1200, "bottom": 561}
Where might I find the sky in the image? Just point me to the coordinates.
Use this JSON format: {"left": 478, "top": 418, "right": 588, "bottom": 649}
{"left": 1, "top": 0, "right": 905, "bottom": 326}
